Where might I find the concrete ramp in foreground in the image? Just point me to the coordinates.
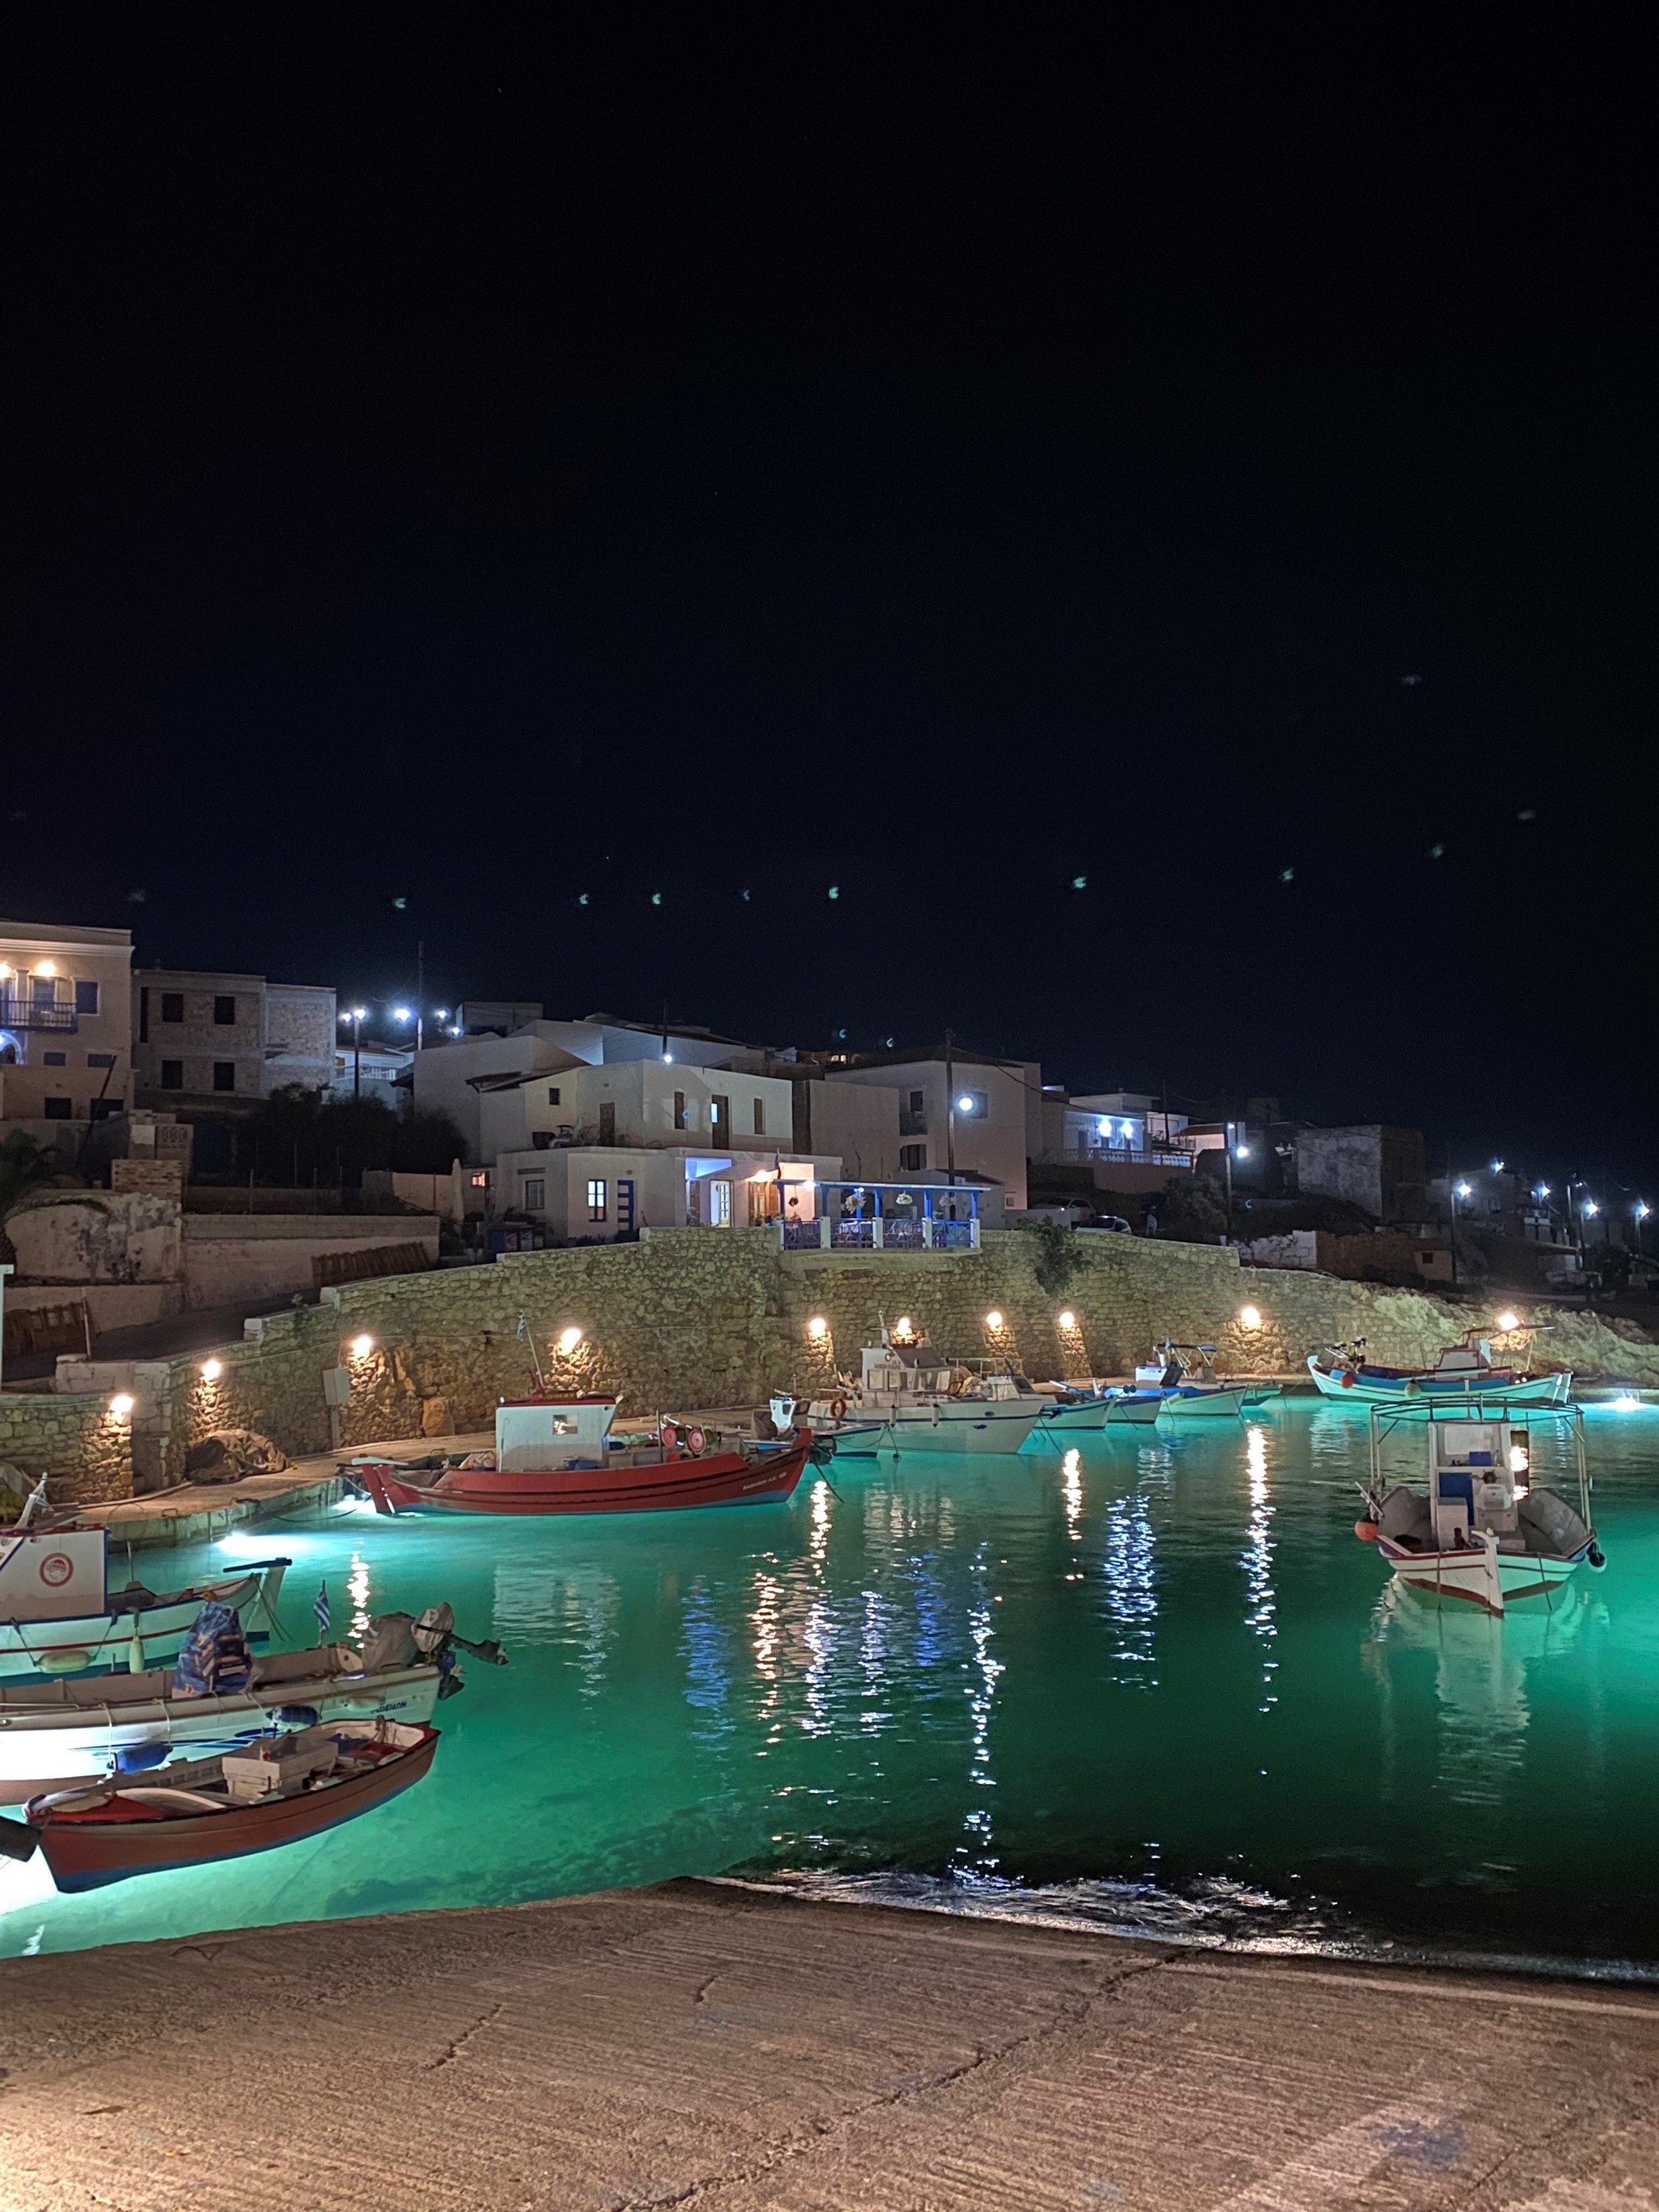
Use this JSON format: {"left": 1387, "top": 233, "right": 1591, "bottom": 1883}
{"left": 1, "top": 1880, "right": 1656, "bottom": 2210}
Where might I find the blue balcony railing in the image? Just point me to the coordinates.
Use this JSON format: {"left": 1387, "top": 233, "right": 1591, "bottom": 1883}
{"left": 0, "top": 994, "right": 78, "bottom": 1033}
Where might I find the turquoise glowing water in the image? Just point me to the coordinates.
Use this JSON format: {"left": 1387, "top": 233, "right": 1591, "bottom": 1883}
{"left": 4, "top": 1401, "right": 1658, "bottom": 1969}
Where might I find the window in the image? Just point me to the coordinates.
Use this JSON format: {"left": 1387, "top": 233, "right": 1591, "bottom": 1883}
{"left": 587, "top": 1177, "right": 607, "bottom": 1222}
{"left": 598, "top": 1101, "right": 615, "bottom": 1143}
{"left": 138, "top": 986, "right": 149, "bottom": 1042}
{"left": 710, "top": 1094, "right": 728, "bottom": 1132}
{"left": 32, "top": 975, "right": 55, "bottom": 1006}
{"left": 90, "top": 1098, "right": 122, "bottom": 1121}
{"left": 546, "top": 1086, "right": 561, "bottom": 1105}
{"left": 161, "top": 993, "right": 184, "bottom": 1023}
{"left": 43, "top": 1096, "right": 72, "bottom": 1119}
{"left": 213, "top": 995, "right": 236, "bottom": 1026}
{"left": 75, "top": 979, "right": 99, "bottom": 1015}
{"left": 899, "top": 1143, "right": 927, "bottom": 1170}
{"left": 43, "top": 1050, "right": 67, "bottom": 1066}
{"left": 908, "top": 1089, "right": 925, "bottom": 1113}
{"left": 522, "top": 1175, "right": 546, "bottom": 1211}
{"left": 87, "top": 1051, "right": 116, "bottom": 1068}
{"left": 159, "top": 1059, "right": 184, "bottom": 1089}
{"left": 673, "top": 1089, "right": 688, "bottom": 1131}
{"left": 710, "top": 1179, "right": 731, "bottom": 1227}
{"left": 212, "top": 1061, "right": 236, "bottom": 1093}
{"left": 753, "top": 1096, "right": 765, "bottom": 1135}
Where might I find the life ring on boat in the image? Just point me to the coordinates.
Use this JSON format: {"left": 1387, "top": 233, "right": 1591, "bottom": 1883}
{"left": 659, "top": 1415, "right": 680, "bottom": 1447}
{"left": 686, "top": 1425, "right": 707, "bottom": 1456}
{"left": 829, "top": 1396, "right": 848, "bottom": 1424}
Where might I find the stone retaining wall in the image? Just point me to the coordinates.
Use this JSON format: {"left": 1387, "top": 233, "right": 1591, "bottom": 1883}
{"left": 0, "top": 1392, "right": 133, "bottom": 1505}
{"left": 10, "top": 1229, "right": 1658, "bottom": 1506}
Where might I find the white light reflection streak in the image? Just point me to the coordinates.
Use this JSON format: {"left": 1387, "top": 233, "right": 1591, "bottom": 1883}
{"left": 1102, "top": 1489, "right": 1158, "bottom": 1690}
{"left": 957, "top": 1545, "right": 1004, "bottom": 1873}
{"left": 1243, "top": 1426, "right": 1278, "bottom": 1712}
{"left": 347, "top": 1551, "right": 372, "bottom": 1644}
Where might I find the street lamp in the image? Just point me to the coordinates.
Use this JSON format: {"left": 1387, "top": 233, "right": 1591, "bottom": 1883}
{"left": 1449, "top": 1178, "right": 1472, "bottom": 1287}
{"left": 345, "top": 1006, "right": 366, "bottom": 1097}
{"left": 1636, "top": 1201, "right": 1651, "bottom": 1257}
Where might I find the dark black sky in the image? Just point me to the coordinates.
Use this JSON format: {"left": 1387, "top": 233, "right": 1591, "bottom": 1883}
{"left": 2, "top": 15, "right": 1652, "bottom": 1185}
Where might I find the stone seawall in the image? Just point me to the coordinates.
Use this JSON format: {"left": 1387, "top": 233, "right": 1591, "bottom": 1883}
{"left": 5, "top": 1228, "right": 1656, "bottom": 1507}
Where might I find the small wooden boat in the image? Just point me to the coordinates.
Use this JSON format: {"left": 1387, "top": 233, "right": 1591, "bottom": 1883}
{"left": 1355, "top": 1401, "right": 1603, "bottom": 1615}
{"left": 11, "top": 1718, "right": 437, "bottom": 1891}
{"left": 1309, "top": 1333, "right": 1571, "bottom": 1407}
{"left": 1, "top": 1492, "right": 290, "bottom": 1680}
{"left": 0, "top": 1630, "right": 451, "bottom": 1807}
{"left": 356, "top": 1396, "right": 816, "bottom": 1515}
{"left": 800, "top": 1333, "right": 1045, "bottom": 1455}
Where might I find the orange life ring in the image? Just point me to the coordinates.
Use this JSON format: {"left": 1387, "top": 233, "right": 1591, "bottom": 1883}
{"left": 687, "top": 1424, "right": 707, "bottom": 1456}
{"left": 830, "top": 1396, "right": 848, "bottom": 1423}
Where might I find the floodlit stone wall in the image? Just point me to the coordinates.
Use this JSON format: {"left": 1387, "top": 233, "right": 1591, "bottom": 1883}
{"left": 12, "top": 1228, "right": 1657, "bottom": 1505}
{"left": 0, "top": 1393, "right": 132, "bottom": 1505}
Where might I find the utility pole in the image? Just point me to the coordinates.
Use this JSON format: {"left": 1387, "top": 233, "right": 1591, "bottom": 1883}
{"left": 415, "top": 941, "right": 425, "bottom": 1053}
{"left": 350, "top": 1007, "right": 365, "bottom": 1099}
{"left": 1222, "top": 1121, "right": 1235, "bottom": 1246}
{"left": 944, "top": 1028, "right": 957, "bottom": 1187}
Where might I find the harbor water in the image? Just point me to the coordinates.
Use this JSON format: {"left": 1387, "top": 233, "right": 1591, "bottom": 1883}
{"left": 4, "top": 1400, "right": 1658, "bottom": 1971}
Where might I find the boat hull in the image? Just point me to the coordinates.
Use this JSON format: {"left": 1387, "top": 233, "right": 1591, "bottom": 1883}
{"left": 362, "top": 1440, "right": 811, "bottom": 1516}
{"left": 1308, "top": 1355, "right": 1571, "bottom": 1407}
{"left": 0, "top": 1662, "right": 441, "bottom": 1806}
{"left": 1377, "top": 1538, "right": 1589, "bottom": 1614}
{"left": 31, "top": 1727, "right": 439, "bottom": 1891}
{"left": 1156, "top": 1388, "right": 1252, "bottom": 1420}
{"left": 0, "top": 1563, "right": 290, "bottom": 1682}
{"left": 879, "top": 1404, "right": 1045, "bottom": 1453}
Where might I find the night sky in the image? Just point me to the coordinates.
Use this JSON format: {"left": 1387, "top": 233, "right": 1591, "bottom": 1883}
{"left": 3, "top": 18, "right": 1652, "bottom": 1188}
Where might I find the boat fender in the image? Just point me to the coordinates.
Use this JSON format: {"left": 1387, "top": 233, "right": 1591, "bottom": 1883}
{"left": 1353, "top": 1519, "right": 1379, "bottom": 1543}
{"left": 0, "top": 1816, "right": 40, "bottom": 1862}
{"left": 659, "top": 1415, "right": 680, "bottom": 1448}
{"left": 1588, "top": 1543, "right": 1606, "bottom": 1570}
{"left": 830, "top": 1396, "right": 848, "bottom": 1424}
{"left": 687, "top": 1425, "right": 707, "bottom": 1456}
{"left": 114, "top": 1740, "right": 170, "bottom": 1775}
{"left": 273, "top": 1704, "right": 320, "bottom": 1728}
{"left": 1341, "top": 1371, "right": 1356, "bottom": 1388}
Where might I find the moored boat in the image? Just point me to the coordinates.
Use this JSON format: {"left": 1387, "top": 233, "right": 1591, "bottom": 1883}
{"left": 1133, "top": 1344, "right": 1254, "bottom": 1421}
{"left": 799, "top": 1333, "right": 1044, "bottom": 1454}
{"left": 0, "top": 1600, "right": 490, "bottom": 1806}
{"left": 1309, "top": 1333, "right": 1571, "bottom": 1407}
{"left": 354, "top": 1394, "right": 817, "bottom": 1514}
{"left": 1355, "top": 1400, "right": 1602, "bottom": 1615}
{"left": 7, "top": 1716, "right": 438, "bottom": 1891}
{"left": 1, "top": 1483, "right": 289, "bottom": 1680}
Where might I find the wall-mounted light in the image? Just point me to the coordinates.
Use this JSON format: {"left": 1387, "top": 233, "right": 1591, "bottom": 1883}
{"left": 557, "top": 1326, "right": 584, "bottom": 1355}
{"left": 957, "top": 1094, "right": 975, "bottom": 1115}
{"left": 34, "top": 960, "right": 56, "bottom": 979}
{"left": 1238, "top": 1305, "right": 1262, "bottom": 1330}
{"left": 109, "top": 1393, "right": 134, "bottom": 1418}
{"left": 1495, "top": 1311, "right": 1519, "bottom": 1333}
{"left": 985, "top": 1310, "right": 1004, "bottom": 1331}
{"left": 350, "top": 1333, "right": 375, "bottom": 1359}
{"left": 201, "top": 1358, "right": 222, "bottom": 1381}
{"left": 807, "top": 1316, "right": 828, "bottom": 1340}
{"left": 1057, "top": 1310, "right": 1077, "bottom": 1331}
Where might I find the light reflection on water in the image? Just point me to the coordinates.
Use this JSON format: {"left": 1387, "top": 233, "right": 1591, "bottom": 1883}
{"left": 5, "top": 1401, "right": 1659, "bottom": 1972}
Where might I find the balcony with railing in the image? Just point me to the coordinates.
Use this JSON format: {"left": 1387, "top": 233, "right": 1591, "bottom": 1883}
{"left": 780, "top": 1179, "right": 981, "bottom": 1252}
{"left": 0, "top": 993, "right": 78, "bottom": 1033}
{"left": 898, "top": 1108, "right": 929, "bottom": 1136}
{"left": 1039, "top": 1145, "right": 1193, "bottom": 1170}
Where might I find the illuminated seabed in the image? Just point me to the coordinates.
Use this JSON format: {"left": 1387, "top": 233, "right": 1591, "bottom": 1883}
{"left": 6, "top": 1404, "right": 1659, "bottom": 1973}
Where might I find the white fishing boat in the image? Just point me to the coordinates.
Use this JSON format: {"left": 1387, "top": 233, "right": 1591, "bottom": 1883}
{"left": 798, "top": 1331, "right": 1044, "bottom": 1455}
{"left": 1, "top": 1481, "right": 289, "bottom": 1680}
{"left": 0, "top": 1600, "right": 497, "bottom": 1805}
{"left": 1309, "top": 1331, "right": 1571, "bottom": 1407}
{"left": 1134, "top": 1344, "right": 1256, "bottom": 1421}
{"left": 1355, "top": 1400, "right": 1602, "bottom": 1616}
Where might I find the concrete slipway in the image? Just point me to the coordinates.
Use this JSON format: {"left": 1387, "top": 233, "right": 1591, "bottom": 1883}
{"left": 2, "top": 1882, "right": 1657, "bottom": 2210}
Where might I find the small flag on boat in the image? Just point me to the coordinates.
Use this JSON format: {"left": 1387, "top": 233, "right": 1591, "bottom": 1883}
{"left": 314, "top": 1581, "right": 331, "bottom": 1640}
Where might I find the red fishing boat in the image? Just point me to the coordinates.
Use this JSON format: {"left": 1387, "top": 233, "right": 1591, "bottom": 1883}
{"left": 12, "top": 1718, "right": 437, "bottom": 1892}
{"left": 351, "top": 1395, "right": 817, "bottom": 1516}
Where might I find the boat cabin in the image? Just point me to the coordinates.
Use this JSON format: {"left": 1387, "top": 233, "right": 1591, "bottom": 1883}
{"left": 494, "top": 1396, "right": 620, "bottom": 1472}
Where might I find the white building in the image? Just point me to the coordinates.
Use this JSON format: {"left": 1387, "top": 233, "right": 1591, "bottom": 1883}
{"left": 494, "top": 1144, "right": 840, "bottom": 1243}
{"left": 1, "top": 919, "right": 135, "bottom": 1144}
{"left": 821, "top": 1046, "right": 1039, "bottom": 1210}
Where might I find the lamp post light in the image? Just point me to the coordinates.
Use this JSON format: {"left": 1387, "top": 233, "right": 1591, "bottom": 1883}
{"left": 1636, "top": 1201, "right": 1651, "bottom": 1257}
{"left": 349, "top": 1007, "right": 366, "bottom": 1097}
{"left": 1449, "top": 1178, "right": 1472, "bottom": 1287}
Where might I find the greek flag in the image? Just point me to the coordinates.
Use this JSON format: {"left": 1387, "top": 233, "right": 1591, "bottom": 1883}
{"left": 314, "top": 1581, "right": 331, "bottom": 1639}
